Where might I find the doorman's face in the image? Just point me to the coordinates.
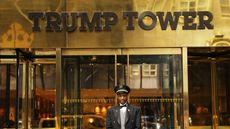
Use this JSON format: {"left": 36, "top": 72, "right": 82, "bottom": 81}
{"left": 117, "top": 92, "right": 128, "bottom": 104}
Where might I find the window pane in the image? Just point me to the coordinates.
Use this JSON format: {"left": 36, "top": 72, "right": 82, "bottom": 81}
{"left": 198, "top": 0, "right": 208, "bottom": 7}
{"left": 220, "top": 0, "right": 229, "bottom": 5}
{"left": 221, "top": 7, "right": 230, "bottom": 14}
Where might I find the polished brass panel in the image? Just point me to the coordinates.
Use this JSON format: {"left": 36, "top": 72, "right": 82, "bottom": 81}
{"left": 189, "top": 126, "right": 211, "bottom": 129}
{"left": 211, "top": 61, "right": 218, "bottom": 129}
{"left": 22, "top": 62, "right": 29, "bottom": 129}
{"left": 0, "top": 0, "right": 230, "bottom": 48}
{"left": 122, "top": 48, "right": 181, "bottom": 55}
{"left": 55, "top": 48, "right": 62, "bottom": 129}
{"left": 183, "top": 47, "right": 189, "bottom": 129}
{"left": 62, "top": 48, "right": 122, "bottom": 55}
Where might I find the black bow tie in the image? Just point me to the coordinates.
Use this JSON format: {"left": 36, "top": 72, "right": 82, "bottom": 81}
{"left": 120, "top": 104, "right": 127, "bottom": 108}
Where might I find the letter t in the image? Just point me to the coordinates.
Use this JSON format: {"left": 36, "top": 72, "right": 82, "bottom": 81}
{"left": 28, "top": 12, "right": 44, "bottom": 32}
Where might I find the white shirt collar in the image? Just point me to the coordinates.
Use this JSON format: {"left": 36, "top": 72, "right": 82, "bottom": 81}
{"left": 119, "top": 102, "right": 128, "bottom": 107}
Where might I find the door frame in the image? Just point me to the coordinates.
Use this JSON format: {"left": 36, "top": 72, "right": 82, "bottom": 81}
{"left": 59, "top": 48, "right": 185, "bottom": 128}
{"left": 188, "top": 47, "right": 230, "bottom": 129}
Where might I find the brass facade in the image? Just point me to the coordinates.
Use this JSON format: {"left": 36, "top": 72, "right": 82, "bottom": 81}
{"left": 1, "top": 1, "right": 230, "bottom": 129}
{"left": 0, "top": 0, "right": 230, "bottom": 48}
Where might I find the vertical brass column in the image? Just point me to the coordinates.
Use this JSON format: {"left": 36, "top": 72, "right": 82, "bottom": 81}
{"left": 22, "top": 62, "right": 29, "bottom": 129}
{"left": 127, "top": 54, "right": 130, "bottom": 86}
{"left": 28, "top": 63, "right": 34, "bottom": 129}
{"left": 127, "top": 54, "right": 130, "bottom": 103}
{"left": 182, "top": 47, "right": 189, "bottom": 129}
{"left": 56, "top": 48, "right": 62, "bottom": 128}
{"left": 211, "top": 60, "right": 218, "bottom": 129}
{"left": 115, "top": 54, "right": 117, "bottom": 86}
{"left": 115, "top": 54, "right": 117, "bottom": 105}
{"left": 15, "top": 49, "right": 20, "bottom": 129}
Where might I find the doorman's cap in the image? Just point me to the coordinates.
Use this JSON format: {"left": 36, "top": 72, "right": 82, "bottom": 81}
{"left": 114, "top": 85, "right": 130, "bottom": 94}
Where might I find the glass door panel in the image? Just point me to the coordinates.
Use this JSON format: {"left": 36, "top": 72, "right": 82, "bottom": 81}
{"left": 188, "top": 61, "right": 212, "bottom": 126}
{"left": 117, "top": 54, "right": 183, "bottom": 129}
{"left": 62, "top": 55, "right": 115, "bottom": 129}
{"left": 28, "top": 49, "right": 56, "bottom": 128}
{"left": 217, "top": 60, "right": 230, "bottom": 127}
{"left": 30, "top": 64, "right": 56, "bottom": 128}
{"left": 61, "top": 48, "right": 183, "bottom": 129}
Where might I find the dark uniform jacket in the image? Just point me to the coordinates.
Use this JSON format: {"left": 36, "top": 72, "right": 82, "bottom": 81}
{"left": 106, "top": 104, "right": 141, "bottom": 129}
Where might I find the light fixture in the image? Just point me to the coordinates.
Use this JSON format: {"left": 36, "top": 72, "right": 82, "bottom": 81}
{"left": 95, "top": 106, "right": 100, "bottom": 114}
{"left": 88, "top": 118, "right": 94, "bottom": 123}
{"left": 101, "top": 106, "right": 107, "bottom": 114}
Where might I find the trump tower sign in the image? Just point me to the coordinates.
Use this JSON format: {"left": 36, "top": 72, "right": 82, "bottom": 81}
{"left": 28, "top": 11, "right": 214, "bottom": 32}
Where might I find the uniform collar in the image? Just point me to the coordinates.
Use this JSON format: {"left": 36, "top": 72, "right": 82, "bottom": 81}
{"left": 119, "top": 102, "right": 128, "bottom": 107}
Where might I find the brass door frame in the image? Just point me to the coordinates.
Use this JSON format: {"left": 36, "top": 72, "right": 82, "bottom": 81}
{"left": 26, "top": 49, "right": 56, "bottom": 129}
{"left": 183, "top": 47, "right": 189, "bottom": 129}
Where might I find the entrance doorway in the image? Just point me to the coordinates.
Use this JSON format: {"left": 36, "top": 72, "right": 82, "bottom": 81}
{"left": 0, "top": 48, "right": 184, "bottom": 129}
{"left": 61, "top": 48, "right": 183, "bottom": 129}
{"left": 188, "top": 47, "right": 230, "bottom": 129}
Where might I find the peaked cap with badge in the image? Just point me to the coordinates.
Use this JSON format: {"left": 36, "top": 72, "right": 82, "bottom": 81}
{"left": 107, "top": 85, "right": 141, "bottom": 129}
{"left": 114, "top": 85, "right": 131, "bottom": 94}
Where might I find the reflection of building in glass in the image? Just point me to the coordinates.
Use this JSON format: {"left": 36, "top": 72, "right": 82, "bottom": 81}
{"left": 220, "top": 0, "right": 230, "bottom": 17}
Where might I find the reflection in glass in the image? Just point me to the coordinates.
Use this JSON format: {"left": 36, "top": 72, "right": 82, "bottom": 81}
{"left": 80, "top": 64, "right": 115, "bottom": 89}
{"left": 31, "top": 64, "right": 56, "bottom": 128}
{"left": 62, "top": 54, "right": 183, "bottom": 128}
{"left": 217, "top": 62, "right": 230, "bottom": 125}
{"left": 188, "top": 61, "right": 212, "bottom": 126}
{"left": 117, "top": 55, "right": 183, "bottom": 129}
{"left": 62, "top": 56, "right": 115, "bottom": 129}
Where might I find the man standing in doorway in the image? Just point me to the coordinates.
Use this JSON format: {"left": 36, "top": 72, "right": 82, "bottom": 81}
{"left": 106, "top": 85, "right": 141, "bottom": 129}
